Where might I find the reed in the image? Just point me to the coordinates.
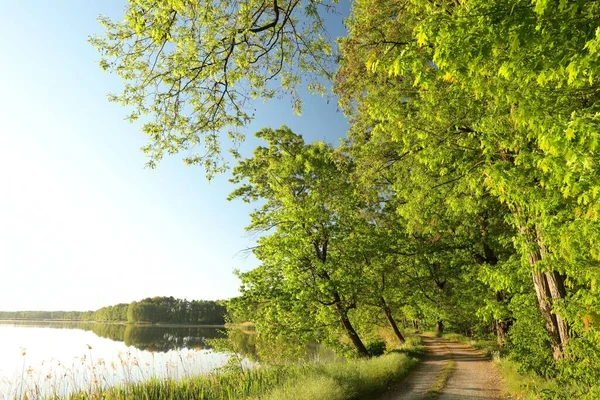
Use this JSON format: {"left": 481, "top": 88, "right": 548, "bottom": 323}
{"left": 4, "top": 337, "right": 421, "bottom": 399}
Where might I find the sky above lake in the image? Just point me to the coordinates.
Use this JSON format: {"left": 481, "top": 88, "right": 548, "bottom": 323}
{"left": 0, "top": 1, "right": 350, "bottom": 311}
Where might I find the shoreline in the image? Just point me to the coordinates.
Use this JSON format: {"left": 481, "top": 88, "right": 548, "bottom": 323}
{"left": 0, "top": 319, "right": 226, "bottom": 328}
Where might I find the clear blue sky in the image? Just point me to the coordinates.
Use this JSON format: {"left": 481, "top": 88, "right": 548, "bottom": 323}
{"left": 0, "top": 1, "right": 350, "bottom": 311}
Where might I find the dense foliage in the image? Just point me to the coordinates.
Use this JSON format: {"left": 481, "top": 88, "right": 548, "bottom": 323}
{"left": 334, "top": 1, "right": 600, "bottom": 395}
{"left": 127, "top": 297, "right": 226, "bottom": 324}
{"left": 95, "top": 0, "right": 600, "bottom": 397}
{"left": 0, "top": 297, "right": 225, "bottom": 325}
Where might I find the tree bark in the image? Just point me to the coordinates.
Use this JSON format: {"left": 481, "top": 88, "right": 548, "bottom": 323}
{"left": 336, "top": 303, "right": 369, "bottom": 357}
{"left": 495, "top": 320, "right": 509, "bottom": 346}
{"left": 381, "top": 297, "right": 405, "bottom": 343}
{"left": 538, "top": 242, "right": 569, "bottom": 351}
{"left": 545, "top": 270, "right": 569, "bottom": 351}
{"left": 312, "top": 241, "right": 368, "bottom": 357}
{"left": 528, "top": 245, "right": 567, "bottom": 359}
{"left": 516, "top": 221, "right": 569, "bottom": 360}
{"left": 494, "top": 291, "right": 511, "bottom": 347}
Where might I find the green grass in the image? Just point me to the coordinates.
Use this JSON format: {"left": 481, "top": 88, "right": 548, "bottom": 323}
{"left": 496, "top": 358, "right": 565, "bottom": 400}
{"left": 257, "top": 352, "right": 418, "bottom": 400}
{"left": 60, "top": 365, "right": 298, "bottom": 400}
{"left": 36, "top": 336, "right": 422, "bottom": 400}
{"left": 425, "top": 360, "right": 456, "bottom": 399}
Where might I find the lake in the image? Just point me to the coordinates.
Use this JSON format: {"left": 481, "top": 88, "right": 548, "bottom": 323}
{"left": 0, "top": 321, "right": 234, "bottom": 398}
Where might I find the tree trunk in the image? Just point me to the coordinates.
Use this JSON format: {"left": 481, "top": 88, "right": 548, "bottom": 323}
{"left": 529, "top": 249, "right": 567, "bottom": 360}
{"left": 495, "top": 320, "right": 509, "bottom": 346}
{"left": 435, "top": 319, "right": 444, "bottom": 337}
{"left": 516, "top": 222, "right": 569, "bottom": 360}
{"left": 494, "top": 291, "right": 511, "bottom": 347}
{"left": 315, "top": 260, "right": 369, "bottom": 357}
{"left": 540, "top": 242, "right": 569, "bottom": 351}
{"left": 381, "top": 297, "right": 405, "bottom": 343}
{"left": 545, "top": 270, "right": 569, "bottom": 352}
{"left": 337, "top": 304, "right": 369, "bottom": 357}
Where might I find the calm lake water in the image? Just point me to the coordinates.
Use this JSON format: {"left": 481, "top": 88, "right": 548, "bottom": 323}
{"left": 0, "top": 321, "right": 233, "bottom": 398}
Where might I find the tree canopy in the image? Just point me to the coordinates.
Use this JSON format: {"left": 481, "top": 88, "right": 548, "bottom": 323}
{"left": 90, "top": 0, "right": 340, "bottom": 175}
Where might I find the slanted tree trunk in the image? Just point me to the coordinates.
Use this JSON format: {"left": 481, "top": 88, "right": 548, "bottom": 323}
{"left": 335, "top": 302, "right": 369, "bottom": 357}
{"left": 531, "top": 267, "right": 564, "bottom": 359}
{"left": 381, "top": 297, "right": 405, "bottom": 343}
{"left": 313, "top": 239, "right": 368, "bottom": 357}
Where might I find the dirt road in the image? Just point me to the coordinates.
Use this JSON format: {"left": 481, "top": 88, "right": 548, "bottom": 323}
{"left": 379, "top": 335, "right": 502, "bottom": 400}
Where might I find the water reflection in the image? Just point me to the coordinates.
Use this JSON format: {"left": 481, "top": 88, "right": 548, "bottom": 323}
{"left": 0, "top": 321, "right": 333, "bottom": 364}
{"left": 0, "top": 322, "right": 234, "bottom": 398}
{"left": 0, "top": 321, "right": 225, "bottom": 352}
{"left": 216, "top": 327, "right": 338, "bottom": 364}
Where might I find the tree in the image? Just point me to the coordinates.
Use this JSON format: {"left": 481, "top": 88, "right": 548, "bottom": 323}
{"left": 336, "top": 0, "right": 600, "bottom": 368}
{"left": 90, "top": 0, "right": 340, "bottom": 175}
{"left": 125, "top": 297, "right": 226, "bottom": 324}
{"left": 229, "top": 126, "right": 374, "bottom": 356}
{"left": 232, "top": 260, "right": 326, "bottom": 361}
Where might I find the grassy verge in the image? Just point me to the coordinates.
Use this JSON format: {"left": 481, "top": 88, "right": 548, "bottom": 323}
{"left": 425, "top": 360, "right": 456, "bottom": 399}
{"left": 496, "top": 359, "right": 566, "bottom": 399}
{"left": 52, "top": 336, "right": 422, "bottom": 400}
{"left": 257, "top": 351, "right": 418, "bottom": 400}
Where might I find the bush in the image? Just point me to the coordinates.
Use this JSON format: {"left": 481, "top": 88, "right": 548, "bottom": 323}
{"left": 507, "top": 294, "right": 555, "bottom": 377}
{"left": 366, "top": 340, "right": 386, "bottom": 357}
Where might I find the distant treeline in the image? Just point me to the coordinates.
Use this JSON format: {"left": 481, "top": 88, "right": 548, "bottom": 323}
{"left": 0, "top": 296, "right": 226, "bottom": 325}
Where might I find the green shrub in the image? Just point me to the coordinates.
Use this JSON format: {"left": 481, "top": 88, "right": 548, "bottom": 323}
{"left": 506, "top": 294, "right": 555, "bottom": 377}
{"left": 366, "top": 340, "right": 386, "bottom": 357}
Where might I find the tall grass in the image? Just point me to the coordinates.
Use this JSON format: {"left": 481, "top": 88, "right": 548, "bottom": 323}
{"left": 2, "top": 348, "right": 228, "bottom": 399}
{"left": 65, "top": 364, "right": 296, "bottom": 400}
{"left": 257, "top": 352, "right": 418, "bottom": 400}
{"left": 59, "top": 350, "right": 418, "bottom": 400}
{"left": 496, "top": 359, "right": 568, "bottom": 399}
{"left": 5, "top": 336, "right": 422, "bottom": 400}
